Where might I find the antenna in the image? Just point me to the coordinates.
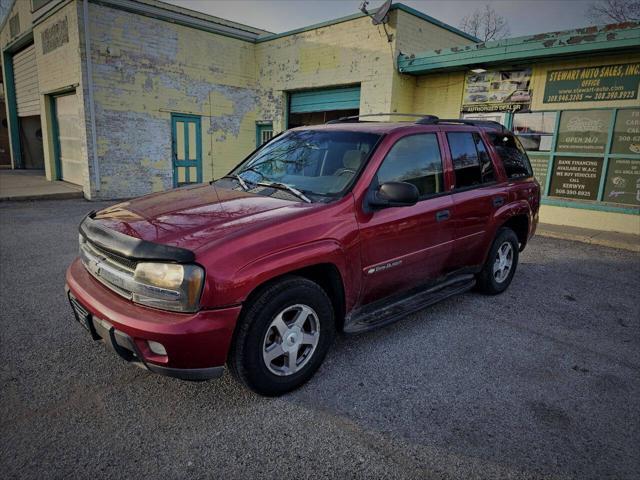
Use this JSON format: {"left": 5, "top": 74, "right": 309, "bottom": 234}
{"left": 371, "top": 0, "right": 392, "bottom": 25}
{"left": 359, "top": 0, "right": 393, "bottom": 42}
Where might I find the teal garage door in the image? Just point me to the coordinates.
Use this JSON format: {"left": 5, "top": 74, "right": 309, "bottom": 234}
{"left": 289, "top": 86, "right": 361, "bottom": 114}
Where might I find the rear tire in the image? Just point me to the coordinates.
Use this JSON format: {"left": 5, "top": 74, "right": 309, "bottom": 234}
{"left": 476, "top": 227, "right": 519, "bottom": 295}
{"left": 228, "top": 276, "right": 335, "bottom": 396}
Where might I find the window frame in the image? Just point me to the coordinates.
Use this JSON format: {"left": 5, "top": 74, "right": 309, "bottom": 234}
{"left": 445, "top": 130, "right": 500, "bottom": 193}
{"left": 372, "top": 132, "right": 449, "bottom": 202}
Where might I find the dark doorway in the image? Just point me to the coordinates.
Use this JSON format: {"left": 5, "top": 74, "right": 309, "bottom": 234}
{"left": 0, "top": 101, "right": 11, "bottom": 167}
{"left": 288, "top": 108, "right": 359, "bottom": 128}
{"left": 19, "top": 116, "right": 45, "bottom": 169}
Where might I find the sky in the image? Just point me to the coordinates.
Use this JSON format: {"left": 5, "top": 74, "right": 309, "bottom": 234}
{"left": 165, "top": 0, "right": 599, "bottom": 38}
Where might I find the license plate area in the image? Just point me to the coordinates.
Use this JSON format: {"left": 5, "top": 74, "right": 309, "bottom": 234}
{"left": 68, "top": 293, "right": 101, "bottom": 340}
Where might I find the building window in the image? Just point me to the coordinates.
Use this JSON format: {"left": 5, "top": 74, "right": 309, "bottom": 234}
{"left": 518, "top": 108, "right": 639, "bottom": 209}
{"left": 9, "top": 15, "right": 20, "bottom": 38}
{"left": 512, "top": 112, "right": 557, "bottom": 152}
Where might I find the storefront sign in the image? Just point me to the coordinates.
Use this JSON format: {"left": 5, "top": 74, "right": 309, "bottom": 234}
{"left": 611, "top": 108, "right": 640, "bottom": 155}
{"left": 543, "top": 63, "right": 640, "bottom": 103}
{"left": 556, "top": 110, "right": 612, "bottom": 154}
{"left": 549, "top": 157, "right": 603, "bottom": 200}
{"left": 461, "top": 68, "right": 531, "bottom": 113}
{"left": 529, "top": 156, "right": 550, "bottom": 187}
{"left": 603, "top": 159, "right": 640, "bottom": 206}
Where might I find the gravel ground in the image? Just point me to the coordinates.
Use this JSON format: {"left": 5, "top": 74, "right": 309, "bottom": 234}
{"left": 1, "top": 199, "right": 639, "bottom": 480}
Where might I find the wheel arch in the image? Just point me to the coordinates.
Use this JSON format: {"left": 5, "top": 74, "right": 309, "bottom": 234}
{"left": 500, "top": 213, "right": 530, "bottom": 251}
{"left": 235, "top": 262, "right": 348, "bottom": 334}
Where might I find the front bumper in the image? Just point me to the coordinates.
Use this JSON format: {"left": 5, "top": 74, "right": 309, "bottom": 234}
{"left": 66, "top": 258, "right": 241, "bottom": 381}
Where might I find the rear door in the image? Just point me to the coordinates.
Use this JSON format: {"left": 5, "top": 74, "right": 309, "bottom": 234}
{"left": 357, "top": 132, "right": 455, "bottom": 304}
{"left": 445, "top": 130, "right": 507, "bottom": 269}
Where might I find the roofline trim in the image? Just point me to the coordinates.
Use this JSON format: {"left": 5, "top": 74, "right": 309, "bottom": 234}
{"left": 255, "top": 3, "right": 479, "bottom": 43}
{"left": 90, "top": 0, "right": 266, "bottom": 41}
{"left": 398, "top": 22, "right": 640, "bottom": 74}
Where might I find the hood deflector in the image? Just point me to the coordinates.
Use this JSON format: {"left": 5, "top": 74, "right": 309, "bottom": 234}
{"left": 79, "top": 211, "right": 196, "bottom": 264}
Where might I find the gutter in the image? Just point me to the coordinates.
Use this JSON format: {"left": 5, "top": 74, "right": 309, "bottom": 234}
{"left": 83, "top": 0, "right": 100, "bottom": 193}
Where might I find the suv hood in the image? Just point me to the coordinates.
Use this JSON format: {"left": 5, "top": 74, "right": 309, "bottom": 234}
{"left": 93, "top": 184, "right": 312, "bottom": 252}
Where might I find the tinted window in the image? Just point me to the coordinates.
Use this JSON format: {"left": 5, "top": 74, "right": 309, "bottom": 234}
{"left": 448, "top": 132, "right": 495, "bottom": 188}
{"left": 377, "top": 134, "right": 444, "bottom": 197}
{"left": 488, "top": 133, "right": 533, "bottom": 179}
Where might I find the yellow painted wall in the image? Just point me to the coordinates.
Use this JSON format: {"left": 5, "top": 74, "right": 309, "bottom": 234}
{"left": 255, "top": 12, "right": 400, "bottom": 131}
{"left": 33, "top": 1, "right": 87, "bottom": 186}
{"left": 391, "top": 11, "right": 474, "bottom": 115}
{"left": 0, "top": 0, "right": 33, "bottom": 47}
{"left": 540, "top": 205, "right": 640, "bottom": 235}
{"left": 412, "top": 71, "right": 466, "bottom": 118}
{"left": 88, "top": 2, "right": 259, "bottom": 198}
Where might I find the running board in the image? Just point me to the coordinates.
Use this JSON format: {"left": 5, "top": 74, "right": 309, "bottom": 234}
{"left": 343, "top": 274, "right": 476, "bottom": 334}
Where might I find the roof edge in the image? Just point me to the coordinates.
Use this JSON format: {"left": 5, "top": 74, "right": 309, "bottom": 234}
{"left": 256, "top": 2, "right": 480, "bottom": 43}
{"left": 398, "top": 21, "right": 640, "bottom": 74}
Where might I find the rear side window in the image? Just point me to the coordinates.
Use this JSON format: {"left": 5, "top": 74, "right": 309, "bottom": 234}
{"left": 488, "top": 133, "right": 533, "bottom": 179}
{"left": 377, "top": 134, "right": 444, "bottom": 197}
{"left": 447, "top": 132, "right": 496, "bottom": 189}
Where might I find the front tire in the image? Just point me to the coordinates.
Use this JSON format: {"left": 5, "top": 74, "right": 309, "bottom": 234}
{"left": 476, "top": 227, "right": 519, "bottom": 295}
{"left": 228, "top": 276, "right": 335, "bottom": 396}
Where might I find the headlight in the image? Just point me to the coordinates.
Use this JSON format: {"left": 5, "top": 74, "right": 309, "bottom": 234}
{"left": 132, "top": 262, "right": 204, "bottom": 312}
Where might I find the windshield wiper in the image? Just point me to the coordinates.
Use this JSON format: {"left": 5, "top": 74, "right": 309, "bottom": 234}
{"left": 257, "top": 181, "right": 312, "bottom": 203}
{"left": 220, "top": 174, "right": 250, "bottom": 191}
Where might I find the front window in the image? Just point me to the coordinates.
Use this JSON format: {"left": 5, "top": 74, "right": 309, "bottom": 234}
{"left": 221, "top": 130, "right": 381, "bottom": 201}
{"left": 376, "top": 134, "right": 444, "bottom": 197}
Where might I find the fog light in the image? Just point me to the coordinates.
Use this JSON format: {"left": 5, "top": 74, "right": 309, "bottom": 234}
{"left": 148, "top": 340, "right": 167, "bottom": 356}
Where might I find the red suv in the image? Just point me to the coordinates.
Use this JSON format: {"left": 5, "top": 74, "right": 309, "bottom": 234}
{"left": 66, "top": 114, "right": 539, "bottom": 395}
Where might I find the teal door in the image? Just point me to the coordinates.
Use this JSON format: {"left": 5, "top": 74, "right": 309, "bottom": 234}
{"left": 171, "top": 114, "right": 202, "bottom": 187}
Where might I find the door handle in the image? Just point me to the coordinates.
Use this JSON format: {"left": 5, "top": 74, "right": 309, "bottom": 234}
{"left": 436, "top": 209, "right": 450, "bottom": 222}
{"left": 492, "top": 196, "right": 505, "bottom": 208}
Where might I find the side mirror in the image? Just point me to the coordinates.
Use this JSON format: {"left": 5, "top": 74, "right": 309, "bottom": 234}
{"left": 368, "top": 181, "right": 419, "bottom": 209}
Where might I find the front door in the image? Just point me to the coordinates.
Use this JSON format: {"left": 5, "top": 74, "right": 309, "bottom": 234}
{"left": 53, "top": 93, "right": 82, "bottom": 184}
{"left": 171, "top": 114, "right": 202, "bottom": 187}
{"left": 357, "top": 133, "right": 455, "bottom": 305}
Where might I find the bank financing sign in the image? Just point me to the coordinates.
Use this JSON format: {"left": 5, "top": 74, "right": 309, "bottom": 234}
{"left": 462, "top": 68, "right": 532, "bottom": 113}
{"left": 544, "top": 63, "right": 640, "bottom": 103}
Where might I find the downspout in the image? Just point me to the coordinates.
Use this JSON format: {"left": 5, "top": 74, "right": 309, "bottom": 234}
{"left": 83, "top": 0, "right": 100, "bottom": 193}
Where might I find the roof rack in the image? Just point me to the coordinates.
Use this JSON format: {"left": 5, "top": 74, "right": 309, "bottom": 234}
{"left": 326, "top": 113, "right": 506, "bottom": 130}
{"left": 326, "top": 113, "right": 439, "bottom": 124}
{"left": 431, "top": 118, "right": 507, "bottom": 130}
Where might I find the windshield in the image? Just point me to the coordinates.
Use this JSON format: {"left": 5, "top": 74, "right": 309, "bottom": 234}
{"left": 224, "top": 130, "right": 381, "bottom": 201}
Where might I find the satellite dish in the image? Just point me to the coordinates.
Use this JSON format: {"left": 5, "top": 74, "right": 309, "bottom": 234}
{"left": 371, "top": 0, "right": 392, "bottom": 25}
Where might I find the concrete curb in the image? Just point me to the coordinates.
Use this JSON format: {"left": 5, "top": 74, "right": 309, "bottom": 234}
{"left": 0, "top": 191, "right": 84, "bottom": 202}
{"left": 536, "top": 225, "right": 640, "bottom": 253}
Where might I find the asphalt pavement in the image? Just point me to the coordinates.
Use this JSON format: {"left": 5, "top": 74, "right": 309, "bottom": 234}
{"left": 1, "top": 199, "right": 639, "bottom": 479}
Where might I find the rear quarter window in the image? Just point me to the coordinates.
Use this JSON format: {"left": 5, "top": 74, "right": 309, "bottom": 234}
{"left": 488, "top": 133, "right": 533, "bottom": 180}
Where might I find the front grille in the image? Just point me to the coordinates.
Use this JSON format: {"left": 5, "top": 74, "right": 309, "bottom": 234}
{"left": 80, "top": 240, "right": 137, "bottom": 299}
{"left": 91, "top": 242, "right": 138, "bottom": 271}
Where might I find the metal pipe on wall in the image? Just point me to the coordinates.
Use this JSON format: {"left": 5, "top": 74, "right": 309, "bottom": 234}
{"left": 83, "top": 0, "right": 100, "bottom": 192}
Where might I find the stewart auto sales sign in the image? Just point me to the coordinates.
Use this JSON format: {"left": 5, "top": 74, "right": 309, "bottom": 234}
{"left": 544, "top": 63, "right": 640, "bottom": 103}
{"left": 461, "top": 68, "right": 532, "bottom": 113}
